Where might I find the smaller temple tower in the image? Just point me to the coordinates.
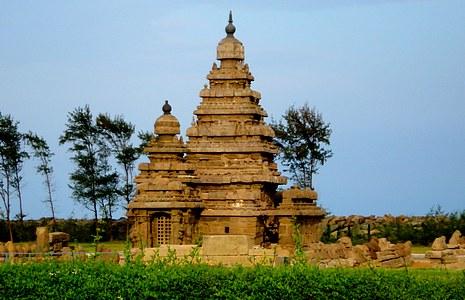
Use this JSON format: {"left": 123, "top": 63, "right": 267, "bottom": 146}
{"left": 128, "top": 101, "right": 202, "bottom": 247}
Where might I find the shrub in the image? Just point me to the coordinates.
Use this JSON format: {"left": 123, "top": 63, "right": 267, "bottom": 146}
{"left": 0, "top": 262, "right": 464, "bottom": 299}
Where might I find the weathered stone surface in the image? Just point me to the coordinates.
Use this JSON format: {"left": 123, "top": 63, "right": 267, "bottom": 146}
{"left": 380, "top": 257, "right": 408, "bottom": 268}
{"left": 348, "top": 245, "right": 370, "bottom": 264}
{"left": 0, "top": 243, "right": 6, "bottom": 257}
{"left": 204, "top": 255, "right": 252, "bottom": 266}
{"left": 202, "top": 235, "right": 251, "bottom": 256}
{"left": 432, "top": 236, "right": 447, "bottom": 251}
{"left": 378, "top": 238, "right": 391, "bottom": 251}
{"left": 36, "top": 226, "right": 49, "bottom": 252}
{"left": 394, "top": 241, "right": 412, "bottom": 257}
{"left": 448, "top": 230, "right": 461, "bottom": 248}
{"left": 337, "top": 236, "right": 352, "bottom": 248}
{"left": 5, "top": 241, "right": 15, "bottom": 256}
{"left": 49, "top": 232, "right": 70, "bottom": 243}
{"left": 365, "top": 238, "right": 380, "bottom": 259}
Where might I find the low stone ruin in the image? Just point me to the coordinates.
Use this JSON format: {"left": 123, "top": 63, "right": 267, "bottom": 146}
{"left": 36, "top": 226, "right": 71, "bottom": 253}
{"left": 133, "top": 235, "right": 412, "bottom": 268}
{"left": 424, "top": 230, "right": 465, "bottom": 266}
{"left": 134, "top": 235, "right": 291, "bottom": 267}
{"left": 305, "top": 237, "right": 411, "bottom": 268}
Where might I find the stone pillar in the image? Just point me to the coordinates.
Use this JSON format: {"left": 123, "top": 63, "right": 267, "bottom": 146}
{"left": 278, "top": 217, "right": 294, "bottom": 249}
{"left": 36, "top": 226, "right": 49, "bottom": 252}
{"left": 6, "top": 241, "right": 15, "bottom": 258}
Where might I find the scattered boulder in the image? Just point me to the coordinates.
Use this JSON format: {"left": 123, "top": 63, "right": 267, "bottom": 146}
{"left": 337, "top": 236, "right": 352, "bottom": 248}
{"left": 378, "top": 238, "right": 392, "bottom": 251}
{"left": 431, "top": 236, "right": 447, "bottom": 251}
{"left": 49, "top": 232, "right": 70, "bottom": 252}
{"left": 365, "top": 238, "right": 380, "bottom": 259}
{"left": 448, "top": 230, "right": 461, "bottom": 249}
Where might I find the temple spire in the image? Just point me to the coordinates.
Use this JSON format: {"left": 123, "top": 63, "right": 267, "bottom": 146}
{"left": 225, "top": 10, "right": 236, "bottom": 36}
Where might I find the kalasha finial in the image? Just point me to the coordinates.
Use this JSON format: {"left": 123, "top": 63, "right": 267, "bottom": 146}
{"left": 225, "top": 10, "right": 236, "bottom": 36}
{"left": 162, "top": 100, "right": 172, "bottom": 114}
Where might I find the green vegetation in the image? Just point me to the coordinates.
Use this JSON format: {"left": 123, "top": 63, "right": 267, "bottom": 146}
{"left": 271, "top": 103, "right": 332, "bottom": 189}
{"left": 0, "top": 262, "right": 464, "bottom": 299}
{"left": 378, "top": 207, "right": 465, "bottom": 245}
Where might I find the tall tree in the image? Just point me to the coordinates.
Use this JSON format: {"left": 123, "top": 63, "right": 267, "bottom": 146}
{"left": 96, "top": 114, "right": 140, "bottom": 210}
{"left": 59, "top": 106, "right": 118, "bottom": 230}
{"left": 271, "top": 103, "right": 333, "bottom": 189}
{"left": 0, "top": 113, "right": 16, "bottom": 240}
{"left": 25, "top": 132, "right": 56, "bottom": 222}
{"left": 10, "top": 138, "right": 29, "bottom": 222}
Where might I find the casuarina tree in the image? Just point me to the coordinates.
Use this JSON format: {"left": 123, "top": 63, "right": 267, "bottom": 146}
{"left": 59, "top": 106, "right": 119, "bottom": 231}
{"left": 96, "top": 114, "right": 141, "bottom": 210}
{"left": 25, "top": 132, "right": 56, "bottom": 222}
{"left": 271, "top": 103, "right": 332, "bottom": 189}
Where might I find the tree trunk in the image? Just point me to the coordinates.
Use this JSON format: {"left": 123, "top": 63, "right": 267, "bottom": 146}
{"left": 45, "top": 171, "right": 55, "bottom": 220}
{"left": 14, "top": 168, "right": 24, "bottom": 222}
{"left": 93, "top": 199, "right": 98, "bottom": 235}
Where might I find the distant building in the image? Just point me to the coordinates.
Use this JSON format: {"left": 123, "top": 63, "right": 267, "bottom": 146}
{"left": 127, "top": 13, "right": 325, "bottom": 249}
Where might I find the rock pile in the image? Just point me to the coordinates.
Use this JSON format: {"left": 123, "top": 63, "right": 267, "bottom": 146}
{"left": 425, "top": 230, "right": 465, "bottom": 265}
{"left": 305, "top": 237, "right": 411, "bottom": 268}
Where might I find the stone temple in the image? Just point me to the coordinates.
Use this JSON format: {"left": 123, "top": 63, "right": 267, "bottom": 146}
{"left": 127, "top": 13, "right": 325, "bottom": 249}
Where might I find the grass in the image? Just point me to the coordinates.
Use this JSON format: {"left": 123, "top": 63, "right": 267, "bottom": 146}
{"left": 411, "top": 245, "right": 430, "bottom": 254}
{"left": 70, "top": 240, "right": 128, "bottom": 252}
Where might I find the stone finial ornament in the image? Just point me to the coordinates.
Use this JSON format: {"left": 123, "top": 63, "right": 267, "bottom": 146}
{"left": 162, "top": 100, "right": 172, "bottom": 115}
{"left": 225, "top": 10, "right": 236, "bottom": 36}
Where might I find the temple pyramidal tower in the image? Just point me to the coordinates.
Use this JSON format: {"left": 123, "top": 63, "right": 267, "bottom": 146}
{"left": 128, "top": 13, "right": 325, "bottom": 249}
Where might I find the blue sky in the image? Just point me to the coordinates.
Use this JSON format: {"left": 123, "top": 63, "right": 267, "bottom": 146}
{"left": 1, "top": 1, "right": 464, "bottom": 219}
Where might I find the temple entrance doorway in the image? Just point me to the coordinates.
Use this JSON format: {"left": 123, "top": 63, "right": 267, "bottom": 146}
{"left": 150, "top": 213, "right": 172, "bottom": 246}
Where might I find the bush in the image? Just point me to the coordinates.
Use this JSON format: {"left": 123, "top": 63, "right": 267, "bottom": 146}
{"left": 0, "top": 262, "right": 464, "bottom": 299}
{"left": 377, "top": 208, "right": 465, "bottom": 245}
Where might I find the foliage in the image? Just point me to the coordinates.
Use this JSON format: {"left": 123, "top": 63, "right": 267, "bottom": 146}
{"left": 0, "top": 262, "right": 465, "bottom": 299}
{"left": 291, "top": 217, "right": 306, "bottom": 265}
{"left": 271, "top": 103, "right": 332, "bottom": 189}
{"left": 96, "top": 114, "right": 144, "bottom": 210}
{"left": 24, "top": 132, "right": 56, "bottom": 221}
{"left": 0, "top": 218, "right": 129, "bottom": 243}
{"left": 0, "top": 112, "right": 29, "bottom": 240}
{"left": 377, "top": 207, "right": 465, "bottom": 245}
{"left": 59, "top": 106, "right": 119, "bottom": 230}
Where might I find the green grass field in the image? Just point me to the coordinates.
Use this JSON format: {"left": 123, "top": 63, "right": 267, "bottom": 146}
{"left": 70, "top": 240, "right": 128, "bottom": 252}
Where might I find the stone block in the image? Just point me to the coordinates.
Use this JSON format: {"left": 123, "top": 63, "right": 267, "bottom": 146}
{"left": 376, "top": 250, "right": 398, "bottom": 262}
{"left": 0, "top": 243, "right": 6, "bottom": 257}
{"left": 380, "top": 257, "right": 408, "bottom": 268}
{"left": 348, "top": 246, "right": 369, "bottom": 264}
{"left": 394, "top": 241, "right": 412, "bottom": 257}
{"left": 448, "top": 230, "right": 461, "bottom": 246}
{"left": 337, "top": 236, "right": 352, "bottom": 248}
{"left": 6, "top": 241, "right": 15, "bottom": 255}
{"left": 431, "top": 236, "right": 447, "bottom": 251}
{"left": 204, "top": 255, "right": 252, "bottom": 266}
{"left": 425, "top": 250, "right": 443, "bottom": 259}
{"left": 36, "top": 227, "right": 49, "bottom": 252}
{"left": 202, "top": 235, "right": 251, "bottom": 256}
{"left": 248, "top": 247, "right": 276, "bottom": 257}
{"left": 49, "top": 232, "right": 70, "bottom": 243}
{"left": 378, "top": 238, "right": 391, "bottom": 251}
